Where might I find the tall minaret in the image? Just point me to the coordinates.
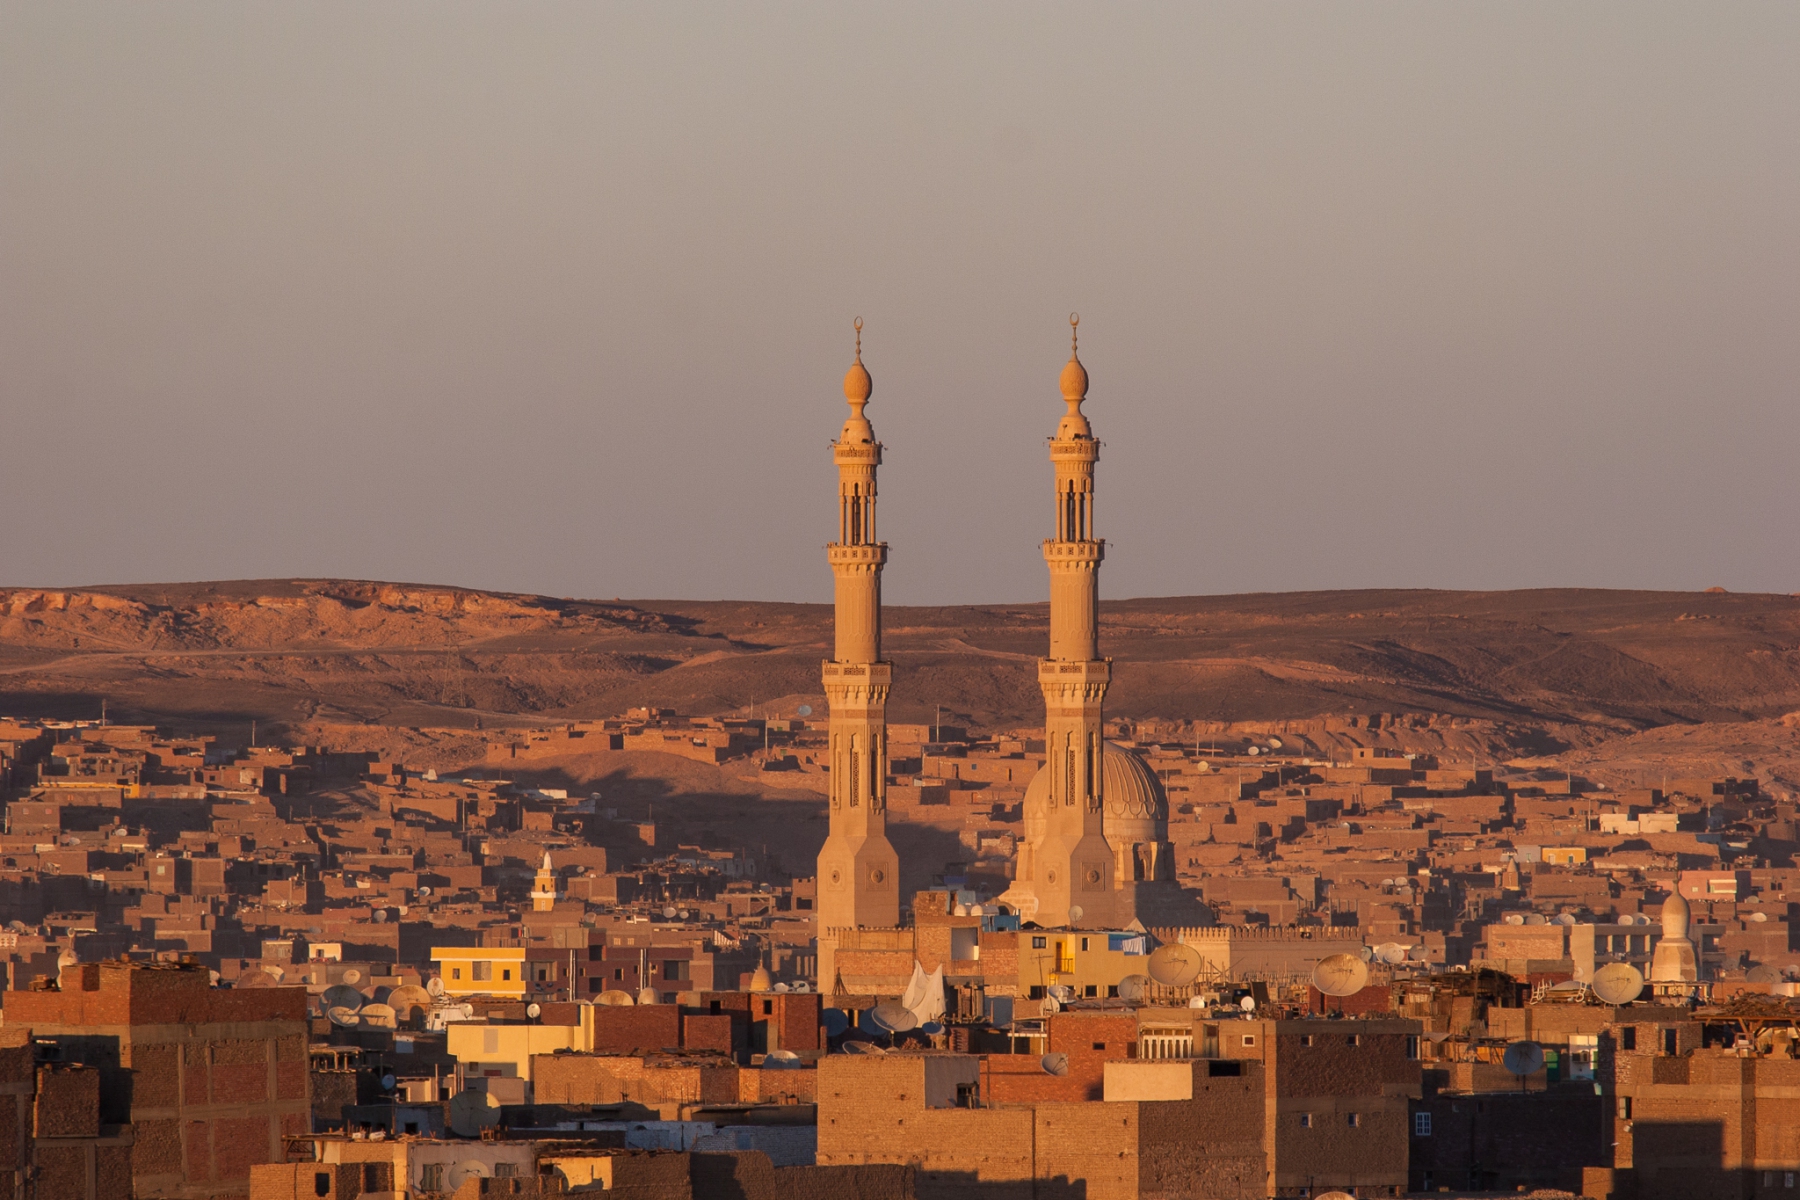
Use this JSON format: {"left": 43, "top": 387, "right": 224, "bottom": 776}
{"left": 816, "top": 319, "right": 900, "bottom": 994}
{"left": 1033, "top": 314, "right": 1115, "bottom": 928}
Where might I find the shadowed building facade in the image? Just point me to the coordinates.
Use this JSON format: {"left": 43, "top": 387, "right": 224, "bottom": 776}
{"left": 816, "top": 322, "right": 901, "bottom": 997}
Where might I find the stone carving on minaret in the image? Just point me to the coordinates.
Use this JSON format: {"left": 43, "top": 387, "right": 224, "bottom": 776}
{"left": 815, "top": 319, "right": 901, "bottom": 995}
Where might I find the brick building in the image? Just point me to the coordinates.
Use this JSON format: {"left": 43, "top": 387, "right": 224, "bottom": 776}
{"left": 0, "top": 960, "right": 308, "bottom": 1199}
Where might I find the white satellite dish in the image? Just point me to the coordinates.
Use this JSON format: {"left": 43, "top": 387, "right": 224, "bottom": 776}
{"left": 1188, "top": 995, "right": 1207, "bottom": 1009}
{"left": 1750, "top": 911, "right": 1769, "bottom": 923}
{"left": 1503, "top": 913, "right": 1525, "bottom": 926}
{"left": 418, "top": 886, "right": 432, "bottom": 897}
{"left": 1374, "top": 943, "right": 1407, "bottom": 965}
{"left": 1312, "top": 953, "right": 1370, "bottom": 998}
{"left": 525, "top": 1003, "right": 541, "bottom": 1019}
{"left": 1747, "top": 965, "right": 1780, "bottom": 984}
{"left": 1117, "top": 974, "right": 1151, "bottom": 1004}
{"left": 764, "top": 1050, "right": 802, "bottom": 1069}
{"left": 326, "top": 1006, "right": 360, "bottom": 1028}
{"left": 773, "top": 983, "right": 790, "bottom": 994}
{"left": 1590, "top": 963, "right": 1644, "bottom": 1006}
{"left": 1048, "top": 985, "right": 1076, "bottom": 1004}
{"left": 342, "top": 968, "right": 363, "bottom": 984}
{"left": 425, "top": 977, "right": 446, "bottom": 999}
{"left": 1068, "top": 906, "right": 1085, "bottom": 922}
{"left": 791, "top": 981, "right": 812, "bottom": 993}
{"left": 1147, "top": 944, "right": 1202, "bottom": 987}
{"left": 446, "top": 1157, "right": 494, "bottom": 1187}
{"left": 1240, "top": 996, "right": 1256, "bottom": 1012}
{"left": 1502, "top": 1041, "right": 1546, "bottom": 1076}
{"left": 597, "top": 990, "right": 635, "bottom": 1006}
{"left": 1041, "top": 1052, "right": 1070, "bottom": 1076}
{"left": 662, "top": 906, "right": 678, "bottom": 919}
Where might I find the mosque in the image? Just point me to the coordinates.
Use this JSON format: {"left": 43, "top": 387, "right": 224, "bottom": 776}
{"left": 813, "top": 318, "right": 1207, "bottom": 993}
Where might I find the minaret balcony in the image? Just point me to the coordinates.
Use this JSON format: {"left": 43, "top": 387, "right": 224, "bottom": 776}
{"left": 1041, "top": 540, "right": 1104, "bottom": 564}
{"left": 827, "top": 543, "right": 888, "bottom": 567}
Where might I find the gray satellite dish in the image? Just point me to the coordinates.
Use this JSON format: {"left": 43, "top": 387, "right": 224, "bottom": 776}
{"left": 662, "top": 905, "right": 678, "bottom": 919}
{"left": 1555, "top": 913, "right": 1576, "bottom": 926}
{"left": 326, "top": 1005, "right": 361, "bottom": 1028}
{"left": 773, "top": 982, "right": 790, "bottom": 994}
{"left": 1590, "top": 963, "right": 1645, "bottom": 1006}
{"left": 1041, "top": 1052, "right": 1070, "bottom": 1076}
{"left": 1502, "top": 1041, "right": 1546, "bottom": 1076}
{"left": 797, "top": 705, "right": 813, "bottom": 717}
{"left": 1047, "top": 984, "right": 1075, "bottom": 1004}
{"left": 1746, "top": 965, "right": 1779, "bottom": 984}
{"left": 597, "top": 989, "right": 635, "bottom": 1006}
{"left": 1503, "top": 913, "right": 1525, "bottom": 925}
{"left": 1523, "top": 914, "right": 1547, "bottom": 926}
{"left": 380, "top": 1073, "right": 396, "bottom": 1090}
{"left": 1374, "top": 942, "right": 1407, "bottom": 965}
{"left": 1147, "top": 944, "right": 1202, "bottom": 987}
{"left": 387, "top": 985, "right": 432, "bottom": 1023}
{"left": 764, "top": 1049, "right": 802, "bottom": 1068}
{"left": 1312, "top": 953, "right": 1370, "bottom": 997}
{"left": 1117, "top": 974, "right": 1151, "bottom": 1004}
{"left": 323, "top": 984, "right": 364, "bottom": 1012}
{"left": 447, "top": 1091, "right": 500, "bottom": 1138}
{"left": 869, "top": 1000, "right": 919, "bottom": 1033}
{"left": 1068, "top": 906, "right": 1084, "bottom": 922}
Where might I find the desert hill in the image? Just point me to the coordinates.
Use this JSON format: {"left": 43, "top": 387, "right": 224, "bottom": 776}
{"left": 1, "top": 580, "right": 1796, "bottom": 740}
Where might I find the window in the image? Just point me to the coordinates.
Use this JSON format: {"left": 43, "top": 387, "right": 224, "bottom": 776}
{"left": 495, "top": 1163, "right": 516, "bottom": 1178}
{"left": 1301, "top": 1035, "right": 1314, "bottom": 1047}
{"left": 1406, "top": 1035, "right": 1420, "bottom": 1059}
{"left": 1617, "top": 1097, "right": 1633, "bottom": 1119}
{"left": 1242, "top": 1035, "right": 1256, "bottom": 1047}
{"left": 1029, "top": 985, "right": 1046, "bottom": 1000}
{"left": 1080, "top": 938, "right": 1089, "bottom": 952}
{"left": 1032, "top": 936, "right": 1047, "bottom": 949}
{"left": 614, "top": 968, "right": 624, "bottom": 980}
{"left": 1786, "top": 1173, "right": 1795, "bottom": 1189}
{"left": 1621, "top": 1027, "right": 1637, "bottom": 1051}
{"left": 420, "top": 1164, "right": 444, "bottom": 1191}
{"left": 1083, "top": 985, "right": 1098, "bottom": 998}
{"left": 1347, "top": 1113, "right": 1361, "bottom": 1128}
{"left": 501, "top": 969, "right": 512, "bottom": 981}
{"left": 471, "top": 961, "right": 491, "bottom": 982}
{"left": 1414, "top": 1112, "right": 1432, "bottom": 1137}
{"left": 1568, "top": 1034, "right": 1598, "bottom": 1081}
{"left": 1092, "top": 1042, "right": 1107, "bottom": 1051}
{"left": 451, "top": 968, "right": 462, "bottom": 981}
{"left": 1663, "top": 1028, "right": 1679, "bottom": 1055}
{"left": 1347, "top": 1035, "right": 1361, "bottom": 1047}
{"left": 314, "top": 1172, "right": 331, "bottom": 1198}
{"left": 763, "top": 1000, "right": 774, "bottom": 1015}
{"left": 363, "top": 1164, "right": 386, "bottom": 1190}
{"left": 1299, "top": 1113, "right": 1313, "bottom": 1128}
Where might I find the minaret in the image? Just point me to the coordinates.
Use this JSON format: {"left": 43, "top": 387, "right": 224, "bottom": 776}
{"left": 815, "top": 319, "right": 900, "bottom": 995}
{"left": 1032, "top": 314, "right": 1115, "bottom": 927}
{"left": 530, "top": 852, "right": 557, "bottom": 913}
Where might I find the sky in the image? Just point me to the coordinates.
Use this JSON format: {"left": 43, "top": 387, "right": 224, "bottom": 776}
{"left": 3, "top": 3, "right": 1797, "bottom": 605}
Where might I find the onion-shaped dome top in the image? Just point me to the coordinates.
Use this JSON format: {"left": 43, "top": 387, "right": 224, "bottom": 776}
{"left": 748, "top": 964, "right": 772, "bottom": 993}
{"left": 1023, "top": 741, "right": 1168, "bottom": 840}
{"left": 1661, "top": 891, "right": 1691, "bottom": 940}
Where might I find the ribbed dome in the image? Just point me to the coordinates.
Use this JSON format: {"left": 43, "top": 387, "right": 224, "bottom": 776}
{"left": 1060, "top": 354, "right": 1088, "bottom": 403}
{"left": 844, "top": 358, "right": 872, "bottom": 403}
{"left": 1023, "top": 742, "right": 1168, "bottom": 841}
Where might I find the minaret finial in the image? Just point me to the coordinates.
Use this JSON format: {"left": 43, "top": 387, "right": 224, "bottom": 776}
{"left": 1070, "top": 312, "right": 1079, "bottom": 355}
{"left": 854, "top": 316, "right": 863, "bottom": 361}
{"left": 843, "top": 318, "right": 872, "bottom": 407}
{"left": 1060, "top": 313, "right": 1089, "bottom": 405}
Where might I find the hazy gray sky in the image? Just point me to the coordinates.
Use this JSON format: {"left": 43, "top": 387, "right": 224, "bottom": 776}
{"left": 4, "top": 4, "right": 1796, "bottom": 605}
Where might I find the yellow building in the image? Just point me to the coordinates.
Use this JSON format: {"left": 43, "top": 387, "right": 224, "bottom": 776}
{"left": 432, "top": 946, "right": 526, "bottom": 998}
{"left": 445, "top": 1011, "right": 595, "bottom": 1094}
{"left": 1016, "top": 928, "right": 1153, "bottom": 1000}
{"left": 1541, "top": 846, "right": 1588, "bottom": 866}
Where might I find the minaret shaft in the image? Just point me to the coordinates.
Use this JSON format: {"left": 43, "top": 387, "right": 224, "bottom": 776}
{"left": 816, "top": 327, "right": 900, "bottom": 994}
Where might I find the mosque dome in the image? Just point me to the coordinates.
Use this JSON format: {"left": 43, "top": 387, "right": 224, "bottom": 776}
{"left": 1060, "top": 354, "right": 1088, "bottom": 403}
{"left": 1660, "top": 891, "right": 1691, "bottom": 940}
{"left": 844, "top": 358, "right": 872, "bottom": 404}
{"left": 1022, "top": 742, "right": 1168, "bottom": 846}
{"left": 748, "top": 964, "right": 772, "bottom": 993}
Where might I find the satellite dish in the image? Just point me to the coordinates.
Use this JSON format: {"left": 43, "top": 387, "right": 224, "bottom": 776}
{"left": 821, "top": 1009, "right": 851, "bottom": 1037}
{"left": 662, "top": 906, "right": 677, "bottom": 919}
{"left": 597, "top": 990, "right": 635, "bottom": 1006}
{"left": 1068, "top": 906, "right": 1085, "bottom": 922}
{"left": 341, "top": 968, "right": 363, "bottom": 985}
{"left": 1041, "top": 1052, "right": 1070, "bottom": 1076}
{"left": 380, "top": 1073, "right": 397, "bottom": 1090}
{"left": 526, "top": 1003, "right": 542, "bottom": 1019}
{"left": 1375, "top": 943, "right": 1407, "bottom": 965}
{"left": 1188, "top": 996, "right": 1208, "bottom": 1009}
{"left": 842, "top": 1040, "right": 885, "bottom": 1055}
{"left": 447, "top": 1092, "right": 501, "bottom": 1138}
{"left": 426, "top": 977, "right": 446, "bottom": 999}
{"left": 773, "top": 983, "right": 790, "bottom": 994}
{"left": 764, "top": 1049, "right": 802, "bottom": 1068}
{"left": 323, "top": 984, "right": 364, "bottom": 1012}
{"left": 1502, "top": 1041, "right": 1546, "bottom": 1076}
{"left": 1240, "top": 996, "right": 1256, "bottom": 1013}
{"left": 359, "top": 1004, "right": 397, "bottom": 1030}
{"left": 797, "top": 705, "right": 813, "bottom": 717}
{"left": 446, "top": 1156, "right": 495, "bottom": 1186}
{"left": 1555, "top": 913, "right": 1576, "bottom": 926}
{"left": 1268, "top": 737, "right": 1283, "bottom": 749}
{"left": 1746, "top": 965, "right": 1779, "bottom": 984}
{"left": 1523, "top": 914, "right": 1547, "bottom": 926}
{"left": 235, "top": 970, "right": 278, "bottom": 989}
{"left": 869, "top": 1000, "right": 919, "bottom": 1033}
{"left": 1751, "top": 911, "right": 1769, "bottom": 923}
{"left": 388, "top": 985, "right": 431, "bottom": 1024}
{"left": 1312, "top": 953, "right": 1370, "bottom": 997}
{"left": 418, "top": 886, "right": 432, "bottom": 896}
{"left": 1147, "top": 944, "right": 1202, "bottom": 987}
{"left": 792, "top": 981, "right": 812, "bottom": 993}
{"left": 1317, "top": 1193, "right": 1357, "bottom": 1200}
{"left": 1503, "top": 914, "right": 1525, "bottom": 926}
{"left": 327, "top": 1006, "right": 361, "bottom": 1028}
{"left": 637, "top": 988, "right": 657, "bottom": 1005}
{"left": 1590, "top": 963, "right": 1644, "bottom": 1006}
{"left": 1117, "top": 974, "right": 1151, "bottom": 1004}
{"left": 1047, "top": 985, "right": 1075, "bottom": 1004}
